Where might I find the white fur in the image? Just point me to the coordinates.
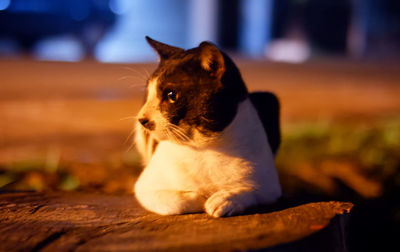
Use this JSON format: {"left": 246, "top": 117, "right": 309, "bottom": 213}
{"left": 135, "top": 78, "right": 162, "bottom": 165}
{"left": 134, "top": 98, "right": 281, "bottom": 217}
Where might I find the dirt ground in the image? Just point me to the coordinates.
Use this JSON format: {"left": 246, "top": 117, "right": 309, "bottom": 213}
{"left": 1, "top": 58, "right": 400, "bottom": 190}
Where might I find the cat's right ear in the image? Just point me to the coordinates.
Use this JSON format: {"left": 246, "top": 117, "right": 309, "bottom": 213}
{"left": 145, "top": 36, "right": 184, "bottom": 60}
{"left": 198, "top": 42, "right": 225, "bottom": 79}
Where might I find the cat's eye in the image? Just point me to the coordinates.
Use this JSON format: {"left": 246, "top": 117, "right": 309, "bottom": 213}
{"left": 167, "top": 91, "right": 178, "bottom": 103}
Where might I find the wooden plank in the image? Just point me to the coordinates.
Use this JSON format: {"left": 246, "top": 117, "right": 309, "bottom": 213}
{"left": 0, "top": 192, "right": 353, "bottom": 251}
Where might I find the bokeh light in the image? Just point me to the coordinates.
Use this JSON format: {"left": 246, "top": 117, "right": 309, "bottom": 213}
{"left": 0, "top": 0, "right": 11, "bottom": 11}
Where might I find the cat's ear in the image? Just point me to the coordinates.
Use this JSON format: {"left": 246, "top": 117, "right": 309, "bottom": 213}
{"left": 145, "top": 36, "right": 184, "bottom": 60}
{"left": 198, "top": 42, "right": 225, "bottom": 79}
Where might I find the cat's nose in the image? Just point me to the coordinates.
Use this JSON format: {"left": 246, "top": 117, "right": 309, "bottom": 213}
{"left": 138, "top": 118, "right": 155, "bottom": 130}
{"left": 138, "top": 118, "right": 148, "bottom": 126}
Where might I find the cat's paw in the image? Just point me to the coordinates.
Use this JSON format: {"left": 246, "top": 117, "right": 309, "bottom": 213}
{"left": 135, "top": 188, "right": 206, "bottom": 215}
{"left": 205, "top": 191, "right": 246, "bottom": 217}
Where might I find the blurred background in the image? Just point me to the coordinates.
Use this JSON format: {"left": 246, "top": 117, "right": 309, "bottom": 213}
{"left": 0, "top": 0, "right": 399, "bottom": 251}
{"left": 1, "top": 0, "right": 400, "bottom": 62}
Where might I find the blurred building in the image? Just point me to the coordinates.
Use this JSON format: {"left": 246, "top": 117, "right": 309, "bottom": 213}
{"left": 0, "top": 0, "right": 399, "bottom": 62}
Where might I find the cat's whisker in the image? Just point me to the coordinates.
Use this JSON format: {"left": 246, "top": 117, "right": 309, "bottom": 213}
{"left": 124, "top": 128, "right": 136, "bottom": 145}
{"left": 128, "top": 83, "right": 146, "bottom": 89}
{"left": 126, "top": 140, "right": 136, "bottom": 153}
{"left": 117, "top": 75, "right": 147, "bottom": 88}
{"left": 168, "top": 124, "right": 194, "bottom": 145}
{"left": 117, "top": 75, "right": 147, "bottom": 92}
{"left": 125, "top": 123, "right": 143, "bottom": 153}
{"left": 172, "top": 130, "right": 184, "bottom": 145}
{"left": 120, "top": 116, "right": 139, "bottom": 146}
{"left": 165, "top": 128, "right": 176, "bottom": 144}
{"left": 166, "top": 127, "right": 183, "bottom": 145}
{"left": 170, "top": 127, "right": 188, "bottom": 142}
{"left": 119, "top": 115, "right": 138, "bottom": 121}
{"left": 124, "top": 123, "right": 140, "bottom": 146}
{"left": 171, "top": 130, "right": 190, "bottom": 144}
{"left": 123, "top": 66, "right": 150, "bottom": 81}
{"left": 168, "top": 123, "right": 191, "bottom": 141}
{"left": 143, "top": 68, "right": 151, "bottom": 79}
{"left": 118, "top": 75, "right": 142, "bottom": 81}
{"left": 134, "top": 66, "right": 151, "bottom": 79}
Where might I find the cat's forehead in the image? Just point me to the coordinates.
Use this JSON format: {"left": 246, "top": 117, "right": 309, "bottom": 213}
{"left": 149, "top": 57, "right": 202, "bottom": 87}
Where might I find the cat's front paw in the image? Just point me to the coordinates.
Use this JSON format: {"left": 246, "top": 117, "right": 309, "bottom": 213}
{"left": 205, "top": 191, "right": 246, "bottom": 217}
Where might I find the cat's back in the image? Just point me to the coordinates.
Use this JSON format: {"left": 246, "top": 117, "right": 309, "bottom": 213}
{"left": 249, "top": 92, "right": 281, "bottom": 155}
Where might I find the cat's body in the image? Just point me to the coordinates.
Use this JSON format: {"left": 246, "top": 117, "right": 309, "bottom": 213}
{"left": 134, "top": 37, "right": 281, "bottom": 217}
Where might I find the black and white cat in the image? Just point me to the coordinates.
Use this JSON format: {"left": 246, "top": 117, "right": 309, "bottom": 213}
{"left": 134, "top": 37, "right": 281, "bottom": 217}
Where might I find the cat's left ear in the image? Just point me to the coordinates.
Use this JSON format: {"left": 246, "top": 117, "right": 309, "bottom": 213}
{"left": 198, "top": 42, "right": 225, "bottom": 79}
{"left": 146, "top": 36, "right": 184, "bottom": 60}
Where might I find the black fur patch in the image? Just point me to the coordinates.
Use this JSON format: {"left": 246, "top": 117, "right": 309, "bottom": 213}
{"left": 249, "top": 92, "right": 281, "bottom": 155}
{"left": 148, "top": 40, "right": 248, "bottom": 135}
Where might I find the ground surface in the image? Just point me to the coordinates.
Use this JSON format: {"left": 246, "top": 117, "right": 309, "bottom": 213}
{"left": 1, "top": 58, "right": 399, "bottom": 190}
{"left": 0, "top": 192, "right": 353, "bottom": 252}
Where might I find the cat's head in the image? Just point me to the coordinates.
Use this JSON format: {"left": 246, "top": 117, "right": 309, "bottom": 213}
{"left": 137, "top": 37, "right": 248, "bottom": 146}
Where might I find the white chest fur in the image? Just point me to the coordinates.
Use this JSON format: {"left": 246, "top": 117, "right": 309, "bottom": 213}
{"left": 134, "top": 98, "right": 281, "bottom": 217}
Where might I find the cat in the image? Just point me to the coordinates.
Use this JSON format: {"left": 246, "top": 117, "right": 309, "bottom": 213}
{"left": 134, "top": 36, "right": 282, "bottom": 217}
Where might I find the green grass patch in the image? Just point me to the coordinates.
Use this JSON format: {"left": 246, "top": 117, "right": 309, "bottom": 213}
{"left": 276, "top": 117, "right": 400, "bottom": 190}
